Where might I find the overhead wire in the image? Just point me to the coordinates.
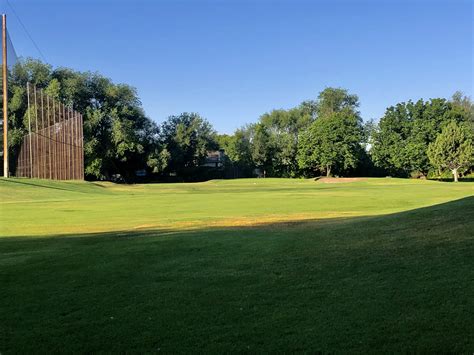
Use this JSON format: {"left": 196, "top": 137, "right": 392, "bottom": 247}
{"left": 5, "top": 0, "right": 47, "bottom": 62}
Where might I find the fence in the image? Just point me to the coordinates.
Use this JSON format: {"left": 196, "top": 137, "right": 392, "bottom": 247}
{"left": 15, "top": 83, "right": 84, "bottom": 180}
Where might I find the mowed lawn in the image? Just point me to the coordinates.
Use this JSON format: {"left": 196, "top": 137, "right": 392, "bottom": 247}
{"left": 0, "top": 178, "right": 473, "bottom": 352}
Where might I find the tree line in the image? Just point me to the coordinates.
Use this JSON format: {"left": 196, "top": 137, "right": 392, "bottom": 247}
{"left": 2, "top": 59, "right": 473, "bottom": 181}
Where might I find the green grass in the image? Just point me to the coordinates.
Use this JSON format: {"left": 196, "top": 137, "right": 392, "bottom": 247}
{"left": 1, "top": 177, "right": 473, "bottom": 352}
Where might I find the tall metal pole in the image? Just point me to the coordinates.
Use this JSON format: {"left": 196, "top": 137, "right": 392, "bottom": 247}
{"left": 2, "top": 14, "right": 8, "bottom": 177}
{"left": 27, "top": 83, "right": 32, "bottom": 177}
{"left": 52, "top": 98, "right": 57, "bottom": 180}
{"left": 47, "top": 95, "right": 51, "bottom": 179}
{"left": 34, "top": 85, "right": 39, "bottom": 178}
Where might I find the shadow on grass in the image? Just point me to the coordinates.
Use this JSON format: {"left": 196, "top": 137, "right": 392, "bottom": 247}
{"left": 0, "top": 177, "right": 90, "bottom": 193}
{"left": 0, "top": 197, "right": 473, "bottom": 353}
{"left": 2, "top": 196, "right": 473, "bottom": 244}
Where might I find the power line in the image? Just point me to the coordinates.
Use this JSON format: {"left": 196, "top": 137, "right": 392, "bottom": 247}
{"left": 5, "top": 0, "right": 47, "bottom": 62}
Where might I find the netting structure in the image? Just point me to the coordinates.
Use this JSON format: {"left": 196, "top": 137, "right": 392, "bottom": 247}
{"left": 15, "top": 83, "right": 84, "bottom": 180}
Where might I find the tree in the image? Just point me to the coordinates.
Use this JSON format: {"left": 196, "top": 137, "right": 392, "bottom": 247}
{"left": 316, "top": 87, "right": 359, "bottom": 117}
{"left": 259, "top": 107, "right": 313, "bottom": 177}
{"left": 427, "top": 121, "right": 474, "bottom": 182}
{"left": 78, "top": 74, "right": 157, "bottom": 180}
{"left": 297, "top": 88, "right": 363, "bottom": 177}
{"left": 370, "top": 98, "right": 471, "bottom": 177}
{"left": 298, "top": 110, "right": 363, "bottom": 176}
{"left": 4, "top": 58, "right": 159, "bottom": 181}
{"left": 451, "top": 92, "right": 474, "bottom": 132}
{"left": 216, "top": 129, "right": 253, "bottom": 176}
{"left": 250, "top": 123, "right": 271, "bottom": 174}
{"left": 159, "top": 112, "right": 217, "bottom": 179}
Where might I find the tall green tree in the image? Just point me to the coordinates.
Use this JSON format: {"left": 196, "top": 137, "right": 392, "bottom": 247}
{"left": 250, "top": 123, "right": 271, "bottom": 174}
{"left": 371, "top": 97, "right": 472, "bottom": 177}
{"left": 298, "top": 111, "right": 363, "bottom": 176}
{"left": 297, "top": 88, "right": 363, "bottom": 177}
{"left": 427, "top": 121, "right": 474, "bottom": 182}
{"left": 451, "top": 91, "right": 474, "bottom": 131}
{"left": 316, "top": 87, "right": 359, "bottom": 117}
{"left": 4, "top": 58, "right": 159, "bottom": 181}
{"left": 159, "top": 112, "right": 217, "bottom": 178}
{"left": 216, "top": 129, "right": 253, "bottom": 176}
{"left": 259, "top": 107, "right": 313, "bottom": 177}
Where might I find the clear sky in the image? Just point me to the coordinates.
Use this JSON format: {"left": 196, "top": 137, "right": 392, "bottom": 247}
{"left": 1, "top": 0, "right": 472, "bottom": 133}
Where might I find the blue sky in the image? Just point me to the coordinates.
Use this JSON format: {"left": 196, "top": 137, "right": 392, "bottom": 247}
{"left": 2, "top": 0, "right": 472, "bottom": 133}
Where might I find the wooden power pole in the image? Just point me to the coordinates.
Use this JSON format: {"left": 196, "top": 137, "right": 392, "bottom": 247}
{"left": 2, "top": 14, "right": 8, "bottom": 178}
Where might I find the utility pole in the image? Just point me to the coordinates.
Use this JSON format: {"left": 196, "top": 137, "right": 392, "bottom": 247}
{"left": 2, "top": 14, "right": 8, "bottom": 178}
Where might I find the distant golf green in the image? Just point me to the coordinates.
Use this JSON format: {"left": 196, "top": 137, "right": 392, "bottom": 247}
{"left": 1, "top": 178, "right": 473, "bottom": 352}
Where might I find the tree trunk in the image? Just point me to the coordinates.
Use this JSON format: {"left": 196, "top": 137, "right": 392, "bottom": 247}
{"left": 452, "top": 168, "right": 458, "bottom": 182}
{"left": 326, "top": 165, "right": 331, "bottom": 177}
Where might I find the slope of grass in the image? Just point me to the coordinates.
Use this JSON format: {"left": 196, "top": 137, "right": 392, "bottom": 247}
{"left": 1, "top": 177, "right": 473, "bottom": 237}
{"left": 0, "top": 178, "right": 473, "bottom": 352}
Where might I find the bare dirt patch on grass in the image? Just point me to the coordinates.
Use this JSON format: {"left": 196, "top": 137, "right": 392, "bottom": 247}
{"left": 131, "top": 211, "right": 364, "bottom": 233}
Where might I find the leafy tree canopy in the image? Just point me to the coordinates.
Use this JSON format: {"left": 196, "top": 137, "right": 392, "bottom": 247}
{"left": 159, "top": 112, "right": 218, "bottom": 178}
{"left": 370, "top": 96, "right": 473, "bottom": 177}
{"left": 427, "top": 121, "right": 474, "bottom": 182}
{"left": 297, "top": 88, "right": 364, "bottom": 177}
{"left": 4, "top": 58, "right": 158, "bottom": 181}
